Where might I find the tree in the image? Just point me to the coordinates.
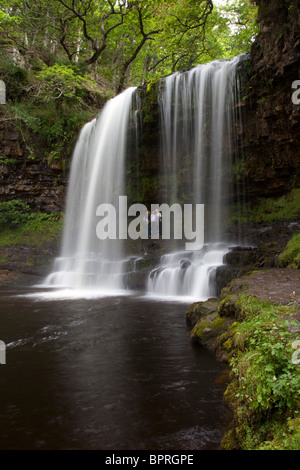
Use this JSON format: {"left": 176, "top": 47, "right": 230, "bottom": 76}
{"left": 53, "top": 0, "right": 130, "bottom": 65}
{"left": 35, "top": 63, "right": 97, "bottom": 108}
{"left": 0, "top": 0, "right": 258, "bottom": 92}
{"left": 112, "top": 0, "right": 215, "bottom": 90}
{"left": 115, "top": 1, "right": 164, "bottom": 93}
{"left": 213, "top": 0, "right": 259, "bottom": 58}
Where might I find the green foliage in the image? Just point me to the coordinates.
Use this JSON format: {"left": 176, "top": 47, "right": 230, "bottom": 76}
{"left": 0, "top": 200, "right": 32, "bottom": 228}
{"left": 252, "top": 189, "right": 300, "bottom": 222}
{"left": 279, "top": 233, "right": 300, "bottom": 269}
{"left": 0, "top": 200, "right": 63, "bottom": 247}
{"left": 0, "top": 50, "right": 28, "bottom": 101}
{"left": 222, "top": 294, "right": 300, "bottom": 449}
{"left": 191, "top": 314, "right": 228, "bottom": 346}
{"left": 0, "top": 0, "right": 259, "bottom": 91}
{"left": 0, "top": 157, "right": 18, "bottom": 165}
{"left": 231, "top": 188, "right": 300, "bottom": 224}
{"left": 0, "top": 55, "right": 109, "bottom": 165}
{"left": 0, "top": 9, "right": 20, "bottom": 25}
{"left": 36, "top": 64, "right": 97, "bottom": 105}
{"left": 10, "top": 101, "right": 94, "bottom": 165}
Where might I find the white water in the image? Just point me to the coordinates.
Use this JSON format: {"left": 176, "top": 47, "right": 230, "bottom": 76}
{"left": 147, "top": 243, "right": 230, "bottom": 302}
{"left": 146, "top": 57, "right": 242, "bottom": 300}
{"left": 44, "top": 87, "right": 137, "bottom": 292}
{"left": 44, "top": 57, "right": 243, "bottom": 301}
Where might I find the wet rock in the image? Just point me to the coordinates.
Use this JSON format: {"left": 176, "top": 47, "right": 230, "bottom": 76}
{"left": 190, "top": 314, "right": 230, "bottom": 349}
{"left": 180, "top": 259, "right": 191, "bottom": 270}
{"left": 186, "top": 297, "right": 219, "bottom": 327}
{"left": 214, "top": 265, "right": 248, "bottom": 297}
{"left": 0, "top": 269, "right": 20, "bottom": 286}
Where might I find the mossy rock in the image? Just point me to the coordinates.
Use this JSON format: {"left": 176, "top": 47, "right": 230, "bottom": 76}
{"left": 220, "top": 427, "right": 240, "bottom": 451}
{"left": 186, "top": 297, "right": 219, "bottom": 327}
{"left": 215, "top": 328, "right": 238, "bottom": 363}
{"left": 190, "top": 312, "right": 229, "bottom": 349}
{"left": 278, "top": 233, "right": 300, "bottom": 268}
{"left": 218, "top": 294, "right": 243, "bottom": 319}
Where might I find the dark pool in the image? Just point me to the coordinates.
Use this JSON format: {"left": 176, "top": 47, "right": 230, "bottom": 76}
{"left": 0, "top": 287, "right": 231, "bottom": 450}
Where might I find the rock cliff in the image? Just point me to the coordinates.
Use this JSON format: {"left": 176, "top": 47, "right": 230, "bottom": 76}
{"left": 0, "top": 120, "right": 66, "bottom": 212}
{"left": 239, "top": 0, "right": 300, "bottom": 198}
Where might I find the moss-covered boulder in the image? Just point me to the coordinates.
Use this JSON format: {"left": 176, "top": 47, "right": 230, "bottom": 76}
{"left": 278, "top": 233, "right": 300, "bottom": 269}
{"left": 190, "top": 313, "right": 232, "bottom": 350}
{"left": 186, "top": 297, "right": 234, "bottom": 350}
{"left": 186, "top": 297, "right": 219, "bottom": 327}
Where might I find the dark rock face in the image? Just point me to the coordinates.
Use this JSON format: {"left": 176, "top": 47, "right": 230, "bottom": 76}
{"left": 0, "top": 121, "right": 67, "bottom": 212}
{"left": 238, "top": 0, "right": 300, "bottom": 199}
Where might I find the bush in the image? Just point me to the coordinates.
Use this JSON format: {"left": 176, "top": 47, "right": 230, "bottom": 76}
{"left": 0, "top": 50, "right": 28, "bottom": 102}
{"left": 278, "top": 233, "right": 300, "bottom": 268}
{"left": 0, "top": 200, "right": 32, "bottom": 228}
{"left": 230, "top": 188, "right": 300, "bottom": 224}
{"left": 10, "top": 101, "right": 94, "bottom": 166}
{"left": 0, "top": 201, "right": 63, "bottom": 247}
{"left": 35, "top": 64, "right": 97, "bottom": 107}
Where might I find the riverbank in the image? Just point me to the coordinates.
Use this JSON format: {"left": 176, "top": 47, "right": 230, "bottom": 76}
{"left": 187, "top": 268, "right": 300, "bottom": 450}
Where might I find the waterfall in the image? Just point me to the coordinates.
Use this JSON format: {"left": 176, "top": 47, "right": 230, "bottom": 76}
{"left": 43, "top": 56, "right": 244, "bottom": 300}
{"left": 44, "top": 87, "right": 137, "bottom": 293}
{"left": 147, "top": 57, "right": 243, "bottom": 300}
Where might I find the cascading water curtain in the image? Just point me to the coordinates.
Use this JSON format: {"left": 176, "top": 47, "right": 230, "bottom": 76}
{"left": 45, "top": 87, "right": 137, "bottom": 292}
{"left": 147, "top": 56, "right": 244, "bottom": 300}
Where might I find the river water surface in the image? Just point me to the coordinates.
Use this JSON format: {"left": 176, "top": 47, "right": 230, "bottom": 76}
{"left": 0, "top": 287, "right": 231, "bottom": 450}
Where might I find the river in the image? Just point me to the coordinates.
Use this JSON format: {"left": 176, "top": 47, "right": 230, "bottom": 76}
{"left": 0, "top": 286, "right": 231, "bottom": 450}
